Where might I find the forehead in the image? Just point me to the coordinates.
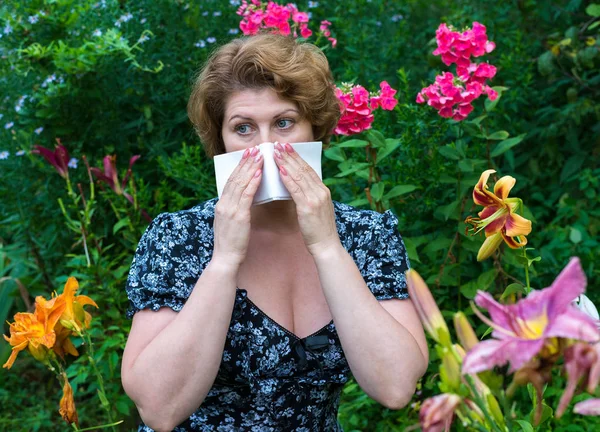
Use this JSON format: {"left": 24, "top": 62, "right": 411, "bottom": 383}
{"left": 224, "top": 88, "right": 297, "bottom": 119}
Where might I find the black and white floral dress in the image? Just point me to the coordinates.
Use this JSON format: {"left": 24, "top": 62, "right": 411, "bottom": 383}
{"left": 125, "top": 197, "right": 411, "bottom": 431}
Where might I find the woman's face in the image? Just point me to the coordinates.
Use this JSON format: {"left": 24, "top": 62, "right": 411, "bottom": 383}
{"left": 221, "top": 87, "right": 314, "bottom": 153}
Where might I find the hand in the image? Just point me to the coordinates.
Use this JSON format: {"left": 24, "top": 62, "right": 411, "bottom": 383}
{"left": 213, "top": 146, "right": 264, "bottom": 267}
{"left": 273, "top": 142, "right": 341, "bottom": 256}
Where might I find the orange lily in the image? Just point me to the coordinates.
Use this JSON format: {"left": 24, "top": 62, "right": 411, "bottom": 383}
{"left": 55, "top": 277, "right": 98, "bottom": 334}
{"left": 53, "top": 322, "right": 80, "bottom": 359}
{"left": 59, "top": 373, "right": 79, "bottom": 426}
{"left": 2, "top": 295, "right": 66, "bottom": 369}
{"left": 465, "top": 169, "right": 532, "bottom": 261}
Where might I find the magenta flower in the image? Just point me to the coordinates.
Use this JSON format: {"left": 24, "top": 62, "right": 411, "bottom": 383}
{"left": 574, "top": 398, "right": 600, "bottom": 416}
{"left": 370, "top": 81, "right": 398, "bottom": 111}
{"left": 462, "top": 257, "right": 600, "bottom": 374}
{"left": 32, "top": 139, "right": 71, "bottom": 179}
{"left": 90, "top": 155, "right": 140, "bottom": 203}
{"left": 419, "top": 393, "right": 461, "bottom": 432}
{"left": 433, "top": 22, "right": 495, "bottom": 67}
{"left": 556, "top": 342, "right": 599, "bottom": 418}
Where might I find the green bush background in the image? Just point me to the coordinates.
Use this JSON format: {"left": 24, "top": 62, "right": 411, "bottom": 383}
{"left": 0, "top": 0, "right": 598, "bottom": 430}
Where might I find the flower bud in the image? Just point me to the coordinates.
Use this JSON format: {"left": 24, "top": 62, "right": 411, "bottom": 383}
{"left": 453, "top": 312, "right": 479, "bottom": 352}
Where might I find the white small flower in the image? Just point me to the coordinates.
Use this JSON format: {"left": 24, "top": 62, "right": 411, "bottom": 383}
{"left": 202, "top": 11, "right": 209, "bottom": 16}
{"left": 375, "top": 21, "right": 382, "bottom": 27}
{"left": 206, "top": 37, "right": 216, "bottom": 43}
{"left": 308, "top": 1, "right": 319, "bottom": 8}
{"left": 16, "top": 150, "right": 26, "bottom": 156}
{"left": 68, "top": 158, "right": 78, "bottom": 169}
{"left": 138, "top": 34, "right": 150, "bottom": 44}
{"left": 213, "top": 11, "right": 222, "bottom": 17}
{"left": 229, "top": 0, "right": 241, "bottom": 5}
{"left": 391, "top": 14, "right": 403, "bottom": 22}
{"left": 307, "top": 12, "right": 313, "bottom": 19}
{"left": 93, "top": 29, "right": 102, "bottom": 37}
{"left": 228, "top": 28, "right": 239, "bottom": 35}
{"left": 34, "top": 127, "right": 44, "bottom": 134}
{"left": 28, "top": 15, "right": 39, "bottom": 24}
{"left": 0, "top": 114, "right": 3, "bottom": 119}
{"left": 5, "top": 122, "right": 14, "bottom": 129}
{"left": 140, "top": 18, "right": 147, "bottom": 24}
{"left": 195, "top": 40, "right": 206, "bottom": 48}
{"left": 122, "top": 13, "right": 133, "bottom": 22}
{"left": 0, "top": 151, "right": 9, "bottom": 159}
{"left": 3, "top": 24, "right": 13, "bottom": 35}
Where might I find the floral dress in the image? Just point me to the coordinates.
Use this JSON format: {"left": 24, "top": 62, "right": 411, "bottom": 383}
{"left": 125, "top": 197, "right": 411, "bottom": 431}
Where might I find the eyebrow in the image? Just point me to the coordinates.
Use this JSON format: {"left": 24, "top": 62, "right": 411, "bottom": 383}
{"left": 227, "top": 109, "right": 299, "bottom": 123}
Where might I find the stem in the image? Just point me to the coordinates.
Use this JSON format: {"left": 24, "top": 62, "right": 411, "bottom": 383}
{"left": 522, "top": 247, "right": 531, "bottom": 295}
{"left": 499, "top": 390, "right": 514, "bottom": 432}
{"left": 72, "top": 420, "right": 124, "bottom": 431}
{"left": 83, "top": 332, "right": 117, "bottom": 432}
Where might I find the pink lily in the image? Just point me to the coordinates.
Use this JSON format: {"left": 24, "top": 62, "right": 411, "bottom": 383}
{"left": 419, "top": 393, "right": 461, "bottom": 432}
{"left": 90, "top": 155, "right": 140, "bottom": 203}
{"left": 556, "top": 342, "right": 598, "bottom": 418}
{"left": 462, "top": 257, "right": 600, "bottom": 374}
{"left": 574, "top": 398, "right": 600, "bottom": 416}
{"left": 32, "top": 139, "right": 70, "bottom": 179}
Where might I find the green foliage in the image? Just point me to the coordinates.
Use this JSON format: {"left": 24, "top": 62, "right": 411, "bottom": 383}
{"left": 0, "top": 0, "right": 598, "bottom": 430}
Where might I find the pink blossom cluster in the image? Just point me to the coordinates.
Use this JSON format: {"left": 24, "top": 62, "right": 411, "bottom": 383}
{"left": 236, "top": 0, "right": 335, "bottom": 46}
{"left": 319, "top": 20, "right": 337, "bottom": 48}
{"left": 416, "top": 22, "right": 498, "bottom": 121}
{"left": 334, "top": 81, "right": 398, "bottom": 136}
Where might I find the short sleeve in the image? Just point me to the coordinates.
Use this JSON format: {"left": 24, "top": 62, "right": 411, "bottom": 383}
{"left": 125, "top": 212, "right": 207, "bottom": 319}
{"left": 358, "top": 209, "right": 411, "bottom": 301}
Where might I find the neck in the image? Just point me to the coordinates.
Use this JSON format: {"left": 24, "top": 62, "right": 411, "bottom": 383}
{"left": 250, "top": 199, "right": 299, "bottom": 234}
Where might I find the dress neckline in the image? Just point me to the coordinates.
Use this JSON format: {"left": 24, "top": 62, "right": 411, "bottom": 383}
{"left": 236, "top": 287, "right": 334, "bottom": 342}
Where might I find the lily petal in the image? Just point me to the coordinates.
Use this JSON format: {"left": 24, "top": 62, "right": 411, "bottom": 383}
{"left": 545, "top": 308, "right": 600, "bottom": 343}
{"left": 505, "top": 212, "right": 532, "bottom": 237}
{"left": 493, "top": 175, "right": 516, "bottom": 200}
{"left": 473, "top": 169, "right": 500, "bottom": 207}
{"left": 462, "top": 338, "right": 544, "bottom": 374}
{"left": 573, "top": 398, "right": 600, "bottom": 416}
{"left": 474, "top": 292, "right": 515, "bottom": 334}
{"left": 545, "top": 257, "right": 587, "bottom": 319}
{"left": 500, "top": 231, "right": 527, "bottom": 249}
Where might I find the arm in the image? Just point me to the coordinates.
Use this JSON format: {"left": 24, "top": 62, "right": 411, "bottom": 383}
{"left": 312, "top": 244, "right": 429, "bottom": 410}
{"left": 121, "top": 258, "right": 240, "bottom": 431}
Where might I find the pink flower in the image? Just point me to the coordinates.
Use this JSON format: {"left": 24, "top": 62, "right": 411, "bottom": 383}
{"left": 90, "top": 155, "right": 140, "bottom": 199}
{"left": 556, "top": 342, "right": 599, "bottom": 418}
{"left": 32, "top": 139, "right": 71, "bottom": 179}
{"left": 574, "top": 398, "right": 600, "bottom": 416}
{"left": 462, "top": 258, "right": 600, "bottom": 375}
{"left": 370, "top": 81, "right": 398, "bottom": 111}
{"left": 433, "top": 22, "right": 495, "bottom": 67}
{"left": 419, "top": 393, "right": 461, "bottom": 432}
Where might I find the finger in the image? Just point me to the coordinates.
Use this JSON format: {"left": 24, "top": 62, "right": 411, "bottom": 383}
{"left": 223, "top": 146, "right": 263, "bottom": 207}
{"left": 275, "top": 142, "right": 322, "bottom": 195}
{"left": 239, "top": 157, "right": 263, "bottom": 209}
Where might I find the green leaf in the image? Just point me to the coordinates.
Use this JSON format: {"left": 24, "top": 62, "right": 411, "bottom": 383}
{"left": 334, "top": 162, "right": 370, "bottom": 177}
{"left": 487, "top": 130, "right": 510, "bottom": 140}
{"left": 337, "top": 139, "right": 369, "bottom": 148}
{"left": 490, "top": 134, "right": 527, "bottom": 157}
{"left": 501, "top": 283, "right": 526, "bottom": 300}
{"left": 324, "top": 146, "right": 346, "bottom": 162}
{"left": 484, "top": 90, "right": 502, "bottom": 112}
{"left": 370, "top": 182, "right": 385, "bottom": 201}
{"left": 365, "top": 129, "right": 386, "bottom": 148}
{"left": 113, "top": 217, "right": 130, "bottom": 235}
{"left": 438, "top": 146, "right": 461, "bottom": 160}
{"left": 516, "top": 420, "right": 534, "bottom": 432}
{"left": 403, "top": 237, "right": 421, "bottom": 264}
{"left": 586, "top": 4, "right": 600, "bottom": 16}
{"left": 346, "top": 197, "right": 369, "bottom": 207}
{"left": 383, "top": 184, "right": 417, "bottom": 199}
{"left": 569, "top": 227, "right": 582, "bottom": 244}
{"left": 376, "top": 138, "right": 401, "bottom": 162}
{"left": 538, "top": 51, "right": 555, "bottom": 76}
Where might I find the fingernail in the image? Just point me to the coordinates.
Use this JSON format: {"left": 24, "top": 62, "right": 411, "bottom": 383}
{"left": 250, "top": 146, "right": 259, "bottom": 157}
{"left": 274, "top": 149, "right": 282, "bottom": 159}
{"left": 279, "top": 165, "right": 288, "bottom": 176}
{"left": 284, "top": 143, "right": 294, "bottom": 153}
{"left": 242, "top": 148, "right": 250, "bottom": 159}
{"left": 275, "top": 142, "right": 284, "bottom": 151}
{"left": 254, "top": 153, "right": 262, "bottom": 163}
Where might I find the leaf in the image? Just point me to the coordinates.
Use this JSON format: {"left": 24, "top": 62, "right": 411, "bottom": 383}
{"left": 383, "top": 184, "right": 417, "bottom": 199}
{"left": 337, "top": 139, "right": 369, "bottom": 148}
{"left": 501, "top": 283, "right": 526, "bottom": 300}
{"left": 376, "top": 138, "right": 401, "bottom": 162}
{"left": 486, "top": 130, "right": 510, "bottom": 140}
{"left": 334, "top": 162, "right": 370, "bottom": 177}
{"left": 586, "top": 4, "right": 600, "bottom": 16}
{"left": 113, "top": 217, "right": 130, "bottom": 235}
{"left": 403, "top": 237, "right": 421, "bottom": 263}
{"left": 346, "top": 197, "right": 369, "bottom": 207}
{"left": 370, "top": 182, "right": 385, "bottom": 201}
{"left": 560, "top": 154, "right": 586, "bottom": 183}
{"left": 516, "top": 420, "right": 534, "bottom": 432}
{"left": 569, "top": 227, "right": 582, "bottom": 244}
{"left": 438, "top": 146, "right": 461, "bottom": 160}
{"left": 538, "top": 51, "right": 555, "bottom": 76}
{"left": 365, "top": 129, "right": 386, "bottom": 148}
{"left": 490, "top": 134, "right": 527, "bottom": 157}
{"left": 324, "top": 146, "right": 346, "bottom": 162}
{"left": 484, "top": 87, "right": 506, "bottom": 112}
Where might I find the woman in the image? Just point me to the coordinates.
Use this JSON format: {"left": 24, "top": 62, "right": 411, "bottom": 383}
{"left": 121, "top": 33, "right": 428, "bottom": 431}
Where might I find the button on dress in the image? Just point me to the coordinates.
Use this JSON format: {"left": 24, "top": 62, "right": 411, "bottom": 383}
{"left": 125, "top": 197, "right": 411, "bottom": 431}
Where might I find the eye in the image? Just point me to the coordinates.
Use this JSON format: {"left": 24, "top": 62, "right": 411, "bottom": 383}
{"left": 234, "top": 124, "right": 253, "bottom": 135}
{"left": 276, "top": 118, "right": 294, "bottom": 129}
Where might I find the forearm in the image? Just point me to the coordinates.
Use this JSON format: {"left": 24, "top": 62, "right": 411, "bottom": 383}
{"left": 312, "top": 244, "right": 427, "bottom": 408}
{"left": 126, "top": 258, "right": 239, "bottom": 430}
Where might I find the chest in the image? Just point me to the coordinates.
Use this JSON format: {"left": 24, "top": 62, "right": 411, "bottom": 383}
{"left": 235, "top": 231, "right": 332, "bottom": 340}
